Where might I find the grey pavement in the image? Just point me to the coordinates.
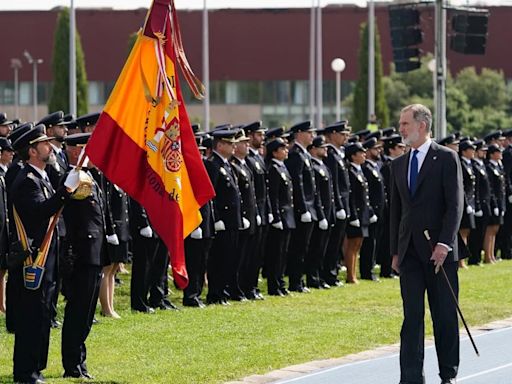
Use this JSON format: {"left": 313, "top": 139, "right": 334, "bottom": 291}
{"left": 226, "top": 318, "right": 512, "bottom": 384}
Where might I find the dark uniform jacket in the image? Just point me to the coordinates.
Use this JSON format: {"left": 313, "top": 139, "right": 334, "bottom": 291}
{"left": 460, "top": 157, "right": 477, "bottom": 211}
{"left": 47, "top": 147, "right": 68, "bottom": 238}
{"left": 208, "top": 152, "right": 242, "bottom": 230}
{"left": 199, "top": 159, "right": 216, "bottom": 239}
{"left": 90, "top": 168, "right": 116, "bottom": 236}
{"left": 268, "top": 159, "right": 296, "bottom": 230}
{"left": 105, "top": 181, "right": 130, "bottom": 242}
{"left": 473, "top": 158, "right": 491, "bottom": 216}
{"left": 486, "top": 160, "right": 507, "bottom": 215}
{"left": 502, "top": 144, "right": 512, "bottom": 197}
{"left": 324, "top": 144, "right": 350, "bottom": 217}
{"left": 62, "top": 168, "right": 106, "bottom": 267}
{"left": 362, "top": 159, "right": 386, "bottom": 218}
{"left": 347, "top": 164, "right": 372, "bottom": 226}
{"left": 311, "top": 157, "right": 335, "bottom": 224}
{"left": 0, "top": 169, "right": 9, "bottom": 264}
{"left": 247, "top": 148, "right": 271, "bottom": 225}
{"left": 231, "top": 156, "right": 258, "bottom": 234}
{"left": 285, "top": 143, "right": 319, "bottom": 220}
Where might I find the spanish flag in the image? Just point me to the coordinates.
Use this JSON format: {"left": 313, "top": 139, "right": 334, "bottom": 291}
{"left": 86, "top": 0, "right": 214, "bottom": 289}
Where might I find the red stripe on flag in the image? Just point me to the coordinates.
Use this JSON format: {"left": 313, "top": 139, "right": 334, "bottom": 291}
{"left": 86, "top": 113, "right": 188, "bottom": 289}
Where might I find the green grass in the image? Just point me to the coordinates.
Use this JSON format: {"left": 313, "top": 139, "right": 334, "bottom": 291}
{"left": 1, "top": 261, "right": 512, "bottom": 384}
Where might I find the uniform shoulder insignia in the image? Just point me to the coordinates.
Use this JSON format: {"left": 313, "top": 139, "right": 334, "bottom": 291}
{"left": 27, "top": 172, "right": 37, "bottom": 182}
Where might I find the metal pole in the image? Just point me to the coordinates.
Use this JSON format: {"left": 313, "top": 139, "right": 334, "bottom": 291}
{"left": 435, "top": 0, "right": 447, "bottom": 138}
{"left": 14, "top": 66, "right": 19, "bottom": 117}
{"left": 368, "top": 0, "right": 375, "bottom": 120}
{"left": 70, "top": 0, "right": 77, "bottom": 115}
{"left": 335, "top": 71, "right": 341, "bottom": 121}
{"left": 202, "top": 0, "right": 210, "bottom": 131}
{"left": 309, "top": 2, "right": 315, "bottom": 123}
{"left": 316, "top": 0, "right": 323, "bottom": 129}
{"left": 33, "top": 61, "right": 38, "bottom": 122}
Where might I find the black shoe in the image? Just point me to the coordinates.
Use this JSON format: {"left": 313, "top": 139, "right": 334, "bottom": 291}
{"left": 131, "top": 306, "right": 155, "bottom": 314}
{"left": 441, "top": 379, "right": 456, "bottom": 384}
{"left": 183, "top": 297, "right": 206, "bottom": 308}
{"left": 206, "top": 297, "right": 229, "bottom": 306}
{"left": 229, "top": 295, "right": 248, "bottom": 302}
{"left": 254, "top": 292, "right": 265, "bottom": 300}
{"left": 320, "top": 282, "right": 331, "bottom": 289}
{"left": 50, "top": 319, "right": 62, "bottom": 329}
{"left": 268, "top": 290, "right": 285, "bottom": 297}
{"left": 63, "top": 371, "right": 94, "bottom": 380}
{"left": 290, "top": 286, "right": 311, "bottom": 293}
{"left": 157, "top": 301, "right": 179, "bottom": 310}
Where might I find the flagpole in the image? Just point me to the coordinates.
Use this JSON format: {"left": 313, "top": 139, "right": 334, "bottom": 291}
{"left": 315, "top": 0, "right": 323, "bottom": 129}
{"left": 368, "top": 0, "right": 375, "bottom": 121}
{"left": 70, "top": 0, "right": 77, "bottom": 115}
{"left": 309, "top": 1, "right": 315, "bottom": 123}
{"left": 202, "top": 0, "right": 210, "bottom": 131}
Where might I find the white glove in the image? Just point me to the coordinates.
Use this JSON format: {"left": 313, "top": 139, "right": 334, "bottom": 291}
{"left": 369, "top": 215, "right": 378, "bottom": 224}
{"left": 241, "top": 217, "right": 251, "bottom": 230}
{"left": 319, "top": 218, "right": 329, "bottom": 230}
{"left": 466, "top": 205, "right": 474, "bottom": 215}
{"left": 300, "top": 211, "right": 312, "bottom": 223}
{"left": 336, "top": 209, "right": 347, "bottom": 220}
{"left": 494, "top": 208, "right": 500, "bottom": 217}
{"left": 475, "top": 210, "right": 483, "bottom": 217}
{"left": 214, "top": 220, "right": 226, "bottom": 232}
{"left": 139, "top": 226, "right": 153, "bottom": 238}
{"left": 508, "top": 195, "right": 512, "bottom": 204}
{"left": 271, "top": 221, "right": 284, "bottom": 230}
{"left": 256, "top": 215, "right": 262, "bottom": 226}
{"left": 190, "top": 227, "right": 202, "bottom": 239}
{"left": 349, "top": 219, "right": 361, "bottom": 227}
{"left": 106, "top": 234, "right": 119, "bottom": 245}
{"left": 502, "top": 211, "right": 505, "bottom": 217}
{"left": 268, "top": 213, "right": 274, "bottom": 224}
{"left": 64, "top": 169, "right": 80, "bottom": 192}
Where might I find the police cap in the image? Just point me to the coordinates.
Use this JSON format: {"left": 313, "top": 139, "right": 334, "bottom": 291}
{"left": 12, "top": 125, "right": 53, "bottom": 151}
{"left": 266, "top": 138, "right": 287, "bottom": 154}
{"left": 0, "top": 113, "right": 13, "bottom": 126}
{"left": 76, "top": 112, "right": 101, "bottom": 129}
{"left": 289, "top": 120, "right": 315, "bottom": 134}
{"left": 0, "top": 137, "right": 14, "bottom": 151}
{"left": 345, "top": 142, "right": 366, "bottom": 158}
{"left": 37, "top": 111, "right": 64, "bottom": 128}
{"left": 323, "top": 120, "right": 350, "bottom": 134}
{"left": 65, "top": 132, "right": 91, "bottom": 147}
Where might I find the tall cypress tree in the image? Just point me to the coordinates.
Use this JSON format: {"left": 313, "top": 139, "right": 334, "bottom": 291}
{"left": 352, "top": 22, "right": 389, "bottom": 131}
{"left": 49, "top": 7, "right": 88, "bottom": 115}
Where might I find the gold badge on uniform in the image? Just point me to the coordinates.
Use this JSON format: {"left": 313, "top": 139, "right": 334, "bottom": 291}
{"left": 281, "top": 172, "right": 287, "bottom": 181}
{"left": 372, "top": 169, "right": 379, "bottom": 178}
{"left": 255, "top": 162, "right": 261, "bottom": 170}
{"left": 319, "top": 169, "right": 326, "bottom": 177}
{"left": 220, "top": 167, "right": 227, "bottom": 175}
{"left": 305, "top": 159, "right": 310, "bottom": 168}
{"left": 241, "top": 169, "right": 247, "bottom": 177}
{"left": 494, "top": 169, "right": 500, "bottom": 176}
{"left": 357, "top": 174, "right": 363, "bottom": 183}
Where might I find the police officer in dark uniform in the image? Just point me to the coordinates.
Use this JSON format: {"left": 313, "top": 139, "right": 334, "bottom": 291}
{"left": 306, "top": 135, "right": 334, "bottom": 289}
{"left": 459, "top": 140, "right": 477, "bottom": 264}
{"left": 183, "top": 131, "right": 214, "bottom": 308}
{"left": 497, "top": 129, "right": 512, "bottom": 259}
{"left": 285, "top": 121, "right": 317, "bottom": 293}
{"left": 468, "top": 140, "right": 490, "bottom": 265}
{"left": 484, "top": 144, "right": 506, "bottom": 263}
{"left": 242, "top": 121, "right": 268, "bottom": 300}
{"left": 0, "top": 137, "right": 12, "bottom": 315}
{"left": 9, "top": 126, "right": 78, "bottom": 384}
{"left": 229, "top": 129, "right": 256, "bottom": 301}
{"left": 321, "top": 121, "right": 351, "bottom": 287}
{"left": 265, "top": 138, "right": 295, "bottom": 296}
{"left": 360, "top": 137, "right": 385, "bottom": 281}
{"left": 0, "top": 113, "right": 13, "bottom": 138}
{"left": 379, "top": 134, "right": 406, "bottom": 277}
{"left": 206, "top": 129, "right": 242, "bottom": 305}
{"left": 60, "top": 132, "right": 104, "bottom": 380}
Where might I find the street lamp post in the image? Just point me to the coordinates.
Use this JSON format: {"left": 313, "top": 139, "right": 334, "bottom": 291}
{"left": 330, "top": 58, "right": 346, "bottom": 122}
{"left": 10, "top": 58, "right": 22, "bottom": 117}
{"left": 24, "top": 50, "right": 43, "bottom": 122}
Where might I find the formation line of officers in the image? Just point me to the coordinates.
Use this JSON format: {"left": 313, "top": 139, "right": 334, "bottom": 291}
{"left": 0, "top": 109, "right": 510, "bottom": 383}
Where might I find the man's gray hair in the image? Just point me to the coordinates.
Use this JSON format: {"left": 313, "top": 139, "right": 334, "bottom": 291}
{"left": 401, "top": 104, "right": 432, "bottom": 132}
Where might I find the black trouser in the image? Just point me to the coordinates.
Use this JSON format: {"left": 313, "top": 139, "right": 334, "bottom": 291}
{"left": 13, "top": 274, "right": 55, "bottom": 383}
{"left": 265, "top": 228, "right": 292, "bottom": 294}
{"left": 286, "top": 220, "right": 314, "bottom": 290}
{"left": 183, "top": 237, "right": 212, "bottom": 302}
{"left": 321, "top": 219, "right": 346, "bottom": 285}
{"left": 5, "top": 267, "right": 22, "bottom": 333}
{"left": 61, "top": 265, "right": 102, "bottom": 376}
{"left": 148, "top": 238, "right": 170, "bottom": 308}
{"left": 207, "top": 230, "right": 239, "bottom": 302}
{"left": 130, "top": 235, "right": 155, "bottom": 311}
{"left": 226, "top": 230, "right": 249, "bottom": 300}
{"left": 377, "top": 209, "right": 393, "bottom": 277}
{"left": 305, "top": 225, "right": 331, "bottom": 287}
{"left": 399, "top": 244, "right": 459, "bottom": 383}
{"left": 360, "top": 222, "right": 380, "bottom": 279}
{"left": 240, "top": 224, "right": 267, "bottom": 297}
{"left": 468, "top": 214, "right": 489, "bottom": 265}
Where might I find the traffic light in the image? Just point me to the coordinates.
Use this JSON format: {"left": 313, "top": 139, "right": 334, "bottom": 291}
{"left": 450, "top": 10, "right": 489, "bottom": 55}
{"left": 388, "top": 6, "right": 423, "bottom": 72}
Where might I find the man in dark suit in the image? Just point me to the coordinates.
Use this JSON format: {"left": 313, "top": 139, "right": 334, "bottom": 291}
{"left": 61, "top": 132, "right": 104, "bottom": 380}
{"left": 390, "top": 104, "right": 463, "bottom": 384}
{"left": 0, "top": 137, "right": 13, "bottom": 315}
{"left": 9, "top": 126, "right": 79, "bottom": 384}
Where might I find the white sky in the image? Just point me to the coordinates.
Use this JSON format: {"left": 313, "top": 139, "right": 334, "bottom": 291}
{"left": 2, "top": 0, "right": 512, "bottom": 11}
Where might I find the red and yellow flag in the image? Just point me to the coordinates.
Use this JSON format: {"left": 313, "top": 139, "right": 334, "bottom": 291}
{"left": 86, "top": 0, "right": 215, "bottom": 289}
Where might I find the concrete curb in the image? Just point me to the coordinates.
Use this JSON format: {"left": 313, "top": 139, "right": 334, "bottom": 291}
{"left": 225, "top": 317, "right": 512, "bottom": 384}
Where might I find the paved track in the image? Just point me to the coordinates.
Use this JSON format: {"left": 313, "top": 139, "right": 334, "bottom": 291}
{"left": 275, "top": 326, "right": 512, "bottom": 384}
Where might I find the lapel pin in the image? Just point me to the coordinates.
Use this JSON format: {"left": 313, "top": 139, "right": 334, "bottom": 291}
{"left": 433, "top": 156, "right": 437, "bottom": 160}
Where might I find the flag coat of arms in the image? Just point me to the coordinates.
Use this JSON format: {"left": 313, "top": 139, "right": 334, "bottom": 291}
{"left": 86, "top": 0, "right": 214, "bottom": 289}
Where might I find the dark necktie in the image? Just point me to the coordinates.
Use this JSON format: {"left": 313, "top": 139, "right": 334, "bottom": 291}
{"left": 409, "top": 149, "right": 419, "bottom": 196}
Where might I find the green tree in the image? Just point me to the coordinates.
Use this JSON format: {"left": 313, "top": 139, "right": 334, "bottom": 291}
{"left": 352, "top": 22, "right": 389, "bottom": 131}
{"left": 49, "top": 7, "right": 88, "bottom": 115}
{"left": 454, "top": 67, "right": 508, "bottom": 110}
